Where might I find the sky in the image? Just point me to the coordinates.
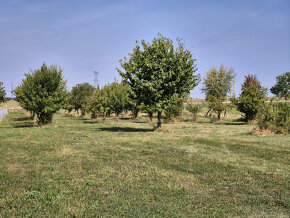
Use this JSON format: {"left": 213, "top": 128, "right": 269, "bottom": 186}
{"left": 0, "top": 0, "right": 289, "bottom": 98}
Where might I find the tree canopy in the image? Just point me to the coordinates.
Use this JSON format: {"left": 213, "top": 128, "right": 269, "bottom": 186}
{"left": 235, "top": 74, "right": 267, "bottom": 121}
{"left": 14, "top": 63, "right": 67, "bottom": 125}
{"left": 270, "top": 72, "right": 289, "bottom": 100}
{"left": 202, "top": 65, "right": 236, "bottom": 120}
{"left": 0, "top": 82, "right": 5, "bottom": 103}
{"left": 70, "top": 83, "right": 96, "bottom": 115}
{"left": 117, "top": 33, "right": 199, "bottom": 127}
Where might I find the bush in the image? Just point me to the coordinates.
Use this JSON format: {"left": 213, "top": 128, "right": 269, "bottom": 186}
{"left": 14, "top": 63, "right": 67, "bottom": 125}
{"left": 186, "top": 104, "right": 202, "bottom": 121}
{"left": 164, "top": 99, "right": 184, "bottom": 123}
{"left": 235, "top": 75, "right": 266, "bottom": 121}
{"left": 256, "top": 102, "right": 289, "bottom": 134}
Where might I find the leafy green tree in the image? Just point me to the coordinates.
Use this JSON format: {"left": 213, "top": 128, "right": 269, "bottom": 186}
{"left": 71, "top": 83, "right": 96, "bottom": 116}
{"left": 186, "top": 103, "right": 202, "bottom": 122}
{"left": 108, "top": 81, "right": 129, "bottom": 116}
{"left": 14, "top": 63, "right": 67, "bottom": 125}
{"left": 0, "top": 82, "right": 6, "bottom": 103}
{"left": 270, "top": 72, "right": 290, "bottom": 100}
{"left": 202, "top": 65, "right": 236, "bottom": 120}
{"left": 235, "top": 74, "right": 267, "bottom": 121}
{"left": 118, "top": 33, "right": 199, "bottom": 128}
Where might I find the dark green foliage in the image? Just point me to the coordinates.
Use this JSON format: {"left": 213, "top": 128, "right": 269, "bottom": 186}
{"left": 270, "top": 72, "right": 290, "bottom": 100}
{"left": 186, "top": 103, "right": 202, "bottom": 121}
{"left": 164, "top": 98, "right": 184, "bottom": 122}
{"left": 14, "top": 63, "right": 67, "bottom": 125}
{"left": 87, "top": 81, "right": 129, "bottom": 120}
{"left": 235, "top": 75, "right": 266, "bottom": 121}
{"left": 70, "top": 83, "right": 96, "bottom": 116}
{"left": 257, "top": 102, "right": 290, "bottom": 134}
{"left": 118, "top": 33, "right": 199, "bottom": 127}
{"left": 202, "top": 65, "right": 236, "bottom": 120}
{"left": 0, "top": 82, "right": 5, "bottom": 103}
{"left": 108, "top": 81, "right": 129, "bottom": 116}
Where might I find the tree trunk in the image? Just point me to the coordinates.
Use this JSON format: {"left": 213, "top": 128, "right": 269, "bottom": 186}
{"left": 217, "top": 111, "right": 221, "bottom": 120}
{"left": 157, "top": 111, "right": 162, "bottom": 128}
{"left": 205, "top": 108, "right": 211, "bottom": 117}
{"left": 132, "top": 109, "right": 139, "bottom": 119}
{"left": 149, "top": 112, "right": 153, "bottom": 122}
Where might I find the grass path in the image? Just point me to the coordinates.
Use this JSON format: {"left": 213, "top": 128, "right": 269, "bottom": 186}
{"left": 0, "top": 110, "right": 289, "bottom": 216}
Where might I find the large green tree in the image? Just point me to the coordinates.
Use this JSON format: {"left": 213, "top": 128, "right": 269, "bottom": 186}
{"left": 117, "top": 34, "right": 199, "bottom": 127}
{"left": 202, "top": 65, "right": 236, "bottom": 120}
{"left": 70, "top": 83, "right": 96, "bottom": 116}
{"left": 270, "top": 72, "right": 289, "bottom": 100}
{"left": 0, "top": 82, "right": 5, "bottom": 103}
{"left": 14, "top": 63, "right": 67, "bottom": 125}
{"left": 235, "top": 74, "right": 267, "bottom": 121}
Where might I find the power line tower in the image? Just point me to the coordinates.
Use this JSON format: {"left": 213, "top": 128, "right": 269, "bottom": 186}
{"left": 93, "top": 71, "right": 99, "bottom": 88}
{"left": 11, "top": 82, "right": 14, "bottom": 98}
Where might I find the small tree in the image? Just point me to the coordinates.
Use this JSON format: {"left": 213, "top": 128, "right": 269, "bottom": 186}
{"left": 235, "top": 74, "right": 267, "bottom": 121}
{"left": 14, "top": 63, "right": 67, "bottom": 125}
{"left": 186, "top": 103, "right": 202, "bottom": 122}
{"left": 0, "top": 82, "right": 6, "bottom": 103}
{"left": 107, "top": 81, "right": 129, "bottom": 117}
{"left": 118, "top": 33, "right": 199, "bottom": 128}
{"left": 71, "top": 83, "right": 95, "bottom": 116}
{"left": 270, "top": 72, "right": 289, "bottom": 100}
{"left": 202, "top": 65, "right": 236, "bottom": 120}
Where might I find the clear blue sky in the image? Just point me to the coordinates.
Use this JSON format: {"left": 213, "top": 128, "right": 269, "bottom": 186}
{"left": 0, "top": 0, "right": 289, "bottom": 98}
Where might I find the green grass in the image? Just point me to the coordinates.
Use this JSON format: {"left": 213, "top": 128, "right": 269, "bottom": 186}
{"left": 0, "top": 110, "right": 289, "bottom": 217}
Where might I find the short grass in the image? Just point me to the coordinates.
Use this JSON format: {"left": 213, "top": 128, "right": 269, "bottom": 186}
{"left": 0, "top": 110, "right": 289, "bottom": 217}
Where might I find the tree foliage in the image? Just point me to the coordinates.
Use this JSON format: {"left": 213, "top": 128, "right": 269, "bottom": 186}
{"left": 0, "top": 82, "right": 5, "bottom": 103}
{"left": 234, "top": 74, "right": 267, "bottom": 121}
{"left": 14, "top": 63, "right": 67, "bottom": 125}
{"left": 256, "top": 101, "right": 289, "bottom": 134}
{"left": 70, "top": 83, "right": 96, "bottom": 115}
{"left": 270, "top": 72, "right": 290, "bottom": 100}
{"left": 87, "top": 81, "right": 129, "bottom": 120}
{"left": 202, "top": 65, "right": 235, "bottom": 120}
{"left": 118, "top": 33, "right": 199, "bottom": 127}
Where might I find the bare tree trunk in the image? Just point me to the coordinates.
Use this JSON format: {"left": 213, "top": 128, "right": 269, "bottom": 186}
{"left": 157, "top": 111, "right": 162, "bottom": 128}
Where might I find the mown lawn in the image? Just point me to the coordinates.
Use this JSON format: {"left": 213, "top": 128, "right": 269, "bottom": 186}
{"left": 0, "top": 110, "right": 289, "bottom": 217}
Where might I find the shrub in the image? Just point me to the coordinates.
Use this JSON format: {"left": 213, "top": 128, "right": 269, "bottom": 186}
{"left": 186, "top": 103, "right": 202, "bottom": 121}
{"left": 235, "top": 74, "right": 266, "bottom": 121}
{"left": 256, "top": 102, "right": 289, "bottom": 134}
{"left": 164, "top": 98, "right": 184, "bottom": 123}
{"left": 14, "top": 63, "right": 67, "bottom": 125}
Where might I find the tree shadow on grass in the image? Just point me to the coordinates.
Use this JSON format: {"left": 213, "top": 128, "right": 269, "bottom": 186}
{"left": 215, "top": 119, "right": 246, "bottom": 126}
{"left": 99, "top": 126, "right": 153, "bottom": 133}
{"left": 13, "top": 122, "right": 34, "bottom": 128}
{"left": 84, "top": 120, "right": 99, "bottom": 124}
{"left": 13, "top": 117, "right": 33, "bottom": 122}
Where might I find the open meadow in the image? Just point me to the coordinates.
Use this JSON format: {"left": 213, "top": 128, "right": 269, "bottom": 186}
{"left": 0, "top": 109, "right": 289, "bottom": 217}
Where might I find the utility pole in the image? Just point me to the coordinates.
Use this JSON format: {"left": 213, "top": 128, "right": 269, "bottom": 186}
{"left": 93, "top": 71, "right": 99, "bottom": 88}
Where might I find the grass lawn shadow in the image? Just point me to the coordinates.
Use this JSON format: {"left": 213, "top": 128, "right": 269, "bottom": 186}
{"left": 13, "top": 122, "right": 34, "bottom": 128}
{"left": 99, "top": 126, "right": 153, "bottom": 133}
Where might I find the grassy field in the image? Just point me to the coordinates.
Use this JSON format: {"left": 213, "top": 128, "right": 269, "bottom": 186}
{"left": 0, "top": 110, "right": 289, "bottom": 217}
{"left": 0, "top": 100, "right": 19, "bottom": 108}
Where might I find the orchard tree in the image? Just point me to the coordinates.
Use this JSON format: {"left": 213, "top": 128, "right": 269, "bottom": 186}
{"left": 270, "top": 72, "right": 289, "bottom": 100}
{"left": 0, "top": 82, "right": 5, "bottom": 103}
{"left": 70, "top": 83, "right": 95, "bottom": 116}
{"left": 14, "top": 63, "right": 67, "bottom": 125}
{"left": 118, "top": 33, "right": 199, "bottom": 128}
{"left": 235, "top": 74, "right": 267, "bottom": 121}
{"left": 107, "top": 81, "right": 129, "bottom": 116}
{"left": 202, "top": 65, "right": 236, "bottom": 120}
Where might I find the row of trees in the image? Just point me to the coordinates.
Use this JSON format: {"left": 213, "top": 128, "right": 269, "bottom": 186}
{"left": 0, "top": 82, "right": 5, "bottom": 103}
{"left": 12, "top": 34, "right": 289, "bottom": 129}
